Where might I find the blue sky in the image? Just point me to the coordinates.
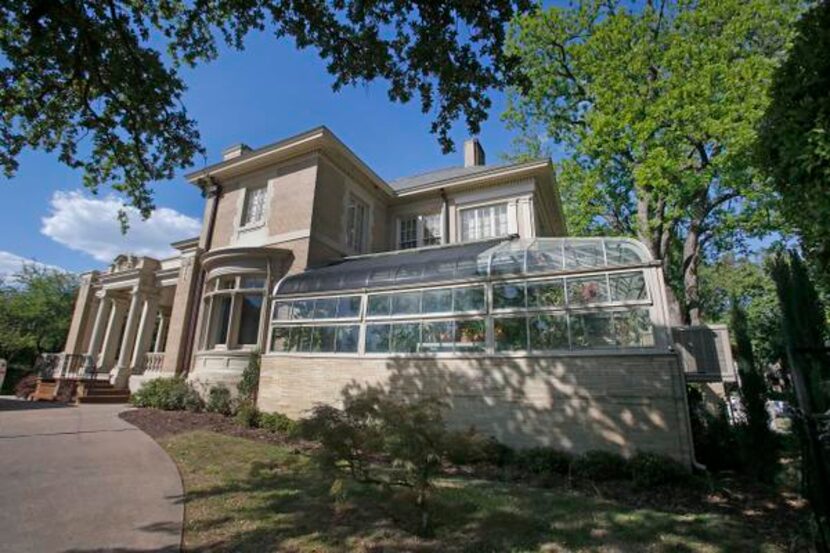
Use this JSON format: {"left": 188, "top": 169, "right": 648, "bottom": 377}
{"left": 0, "top": 31, "right": 527, "bottom": 275}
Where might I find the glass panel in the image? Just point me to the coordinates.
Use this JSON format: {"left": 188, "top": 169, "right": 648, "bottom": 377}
{"left": 399, "top": 217, "right": 418, "bottom": 249}
{"left": 422, "top": 288, "right": 452, "bottom": 313}
{"left": 455, "top": 319, "right": 486, "bottom": 352}
{"left": 609, "top": 272, "right": 648, "bottom": 301}
{"left": 291, "top": 299, "right": 315, "bottom": 320}
{"left": 240, "top": 276, "right": 265, "bottom": 289}
{"left": 493, "top": 282, "right": 525, "bottom": 310}
{"left": 490, "top": 250, "right": 525, "bottom": 276}
{"left": 392, "top": 291, "right": 421, "bottom": 315}
{"left": 526, "top": 242, "right": 565, "bottom": 273}
{"left": 422, "top": 214, "right": 442, "bottom": 246}
{"left": 293, "top": 326, "right": 313, "bottom": 352}
{"left": 336, "top": 296, "right": 362, "bottom": 318}
{"left": 274, "top": 301, "right": 292, "bottom": 321}
{"left": 310, "top": 326, "right": 336, "bottom": 353}
{"left": 460, "top": 209, "right": 477, "bottom": 241}
{"left": 453, "top": 286, "right": 485, "bottom": 312}
{"left": 564, "top": 240, "right": 606, "bottom": 269}
{"left": 365, "top": 324, "right": 390, "bottom": 353}
{"left": 605, "top": 240, "right": 648, "bottom": 266}
{"left": 420, "top": 320, "right": 455, "bottom": 353}
{"left": 270, "top": 326, "right": 290, "bottom": 352}
{"left": 335, "top": 325, "right": 360, "bottom": 353}
{"left": 570, "top": 312, "right": 615, "bottom": 349}
{"left": 367, "top": 294, "right": 391, "bottom": 317}
{"left": 241, "top": 186, "right": 266, "bottom": 226}
{"left": 238, "top": 294, "right": 263, "bottom": 345}
{"left": 614, "top": 309, "right": 655, "bottom": 347}
{"left": 313, "top": 297, "right": 338, "bottom": 319}
{"left": 218, "top": 277, "right": 236, "bottom": 290}
{"left": 494, "top": 317, "right": 527, "bottom": 352}
{"left": 209, "top": 295, "right": 232, "bottom": 347}
{"left": 390, "top": 323, "right": 420, "bottom": 353}
{"left": 527, "top": 279, "right": 566, "bottom": 308}
{"left": 567, "top": 276, "right": 609, "bottom": 305}
{"left": 529, "top": 314, "right": 569, "bottom": 351}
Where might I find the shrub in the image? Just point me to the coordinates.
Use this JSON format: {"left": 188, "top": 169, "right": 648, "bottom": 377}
{"left": 237, "top": 351, "right": 260, "bottom": 401}
{"left": 259, "top": 411, "right": 298, "bottom": 435}
{"left": 205, "top": 385, "right": 233, "bottom": 415}
{"left": 14, "top": 373, "right": 38, "bottom": 399}
{"left": 130, "top": 377, "right": 204, "bottom": 412}
{"left": 445, "top": 427, "right": 513, "bottom": 466}
{"left": 234, "top": 400, "right": 261, "bottom": 428}
{"left": 513, "top": 447, "right": 573, "bottom": 476}
{"left": 571, "top": 450, "right": 629, "bottom": 481}
{"left": 628, "top": 452, "right": 689, "bottom": 487}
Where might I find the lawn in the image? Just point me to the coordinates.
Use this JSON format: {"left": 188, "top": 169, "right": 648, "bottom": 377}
{"left": 153, "top": 429, "right": 801, "bottom": 552}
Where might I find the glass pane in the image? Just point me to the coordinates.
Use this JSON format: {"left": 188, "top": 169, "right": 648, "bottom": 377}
{"left": 422, "top": 288, "right": 452, "bottom": 313}
{"left": 454, "top": 286, "right": 485, "bottom": 312}
{"left": 209, "top": 295, "right": 232, "bottom": 347}
{"left": 291, "top": 325, "right": 313, "bottom": 352}
{"left": 218, "top": 277, "right": 236, "bottom": 290}
{"left": 270, "top": 326, "right": 290, "bottom": 352}
{"left": 455, "top": 319, "right": 486, "bottom": 352}
{"left": 609, "top": 272, "right": 648, "bottom": 301}
{"left": 240, "top": 276, "right": 265, "bottom": 289}
{"left": 313, "top": 297, "right": 338, "bottom": 319}
{"left": 310, "top": 326, "right": 336, "bottom": 353}
{"left": 460, "top": 209, "right": 476, "bottom": 241}
{"left": 490, "top": 250, "right": 524, "bottom": 276}
{"left": 567, "top": 276, "right": 609, "bottom": 305}
{"left": 390, "top": 323, "right": 420, "bottom": 353}
{"left": 494, "top": 317, "right": 527, "bottom": 352}
{"left": 605, "top": 240, "right": 648, "bottom": 266}
{"left": 392, "top": 291, "right": 421, "bottom": 315}
{"left": 493, "top": 282, "right": 525, "bottom": 310}
{"left": 274, "top": 301, "right": 292, "bottom": 321}
{"left": 238, "top": 294, "right": 263, "bottom": 345}
{"left": 614, "top": 309, "right": 654, "bottom": 347}
{"left": 367, "top": 294, "right": 391, "bottom": 317}
{"left": 292, "top": 299, "right": 315, "bottom": 320}
{"left": 570, "top": 312, "right": 615, "bottom": 349}
{"left": 564, "top": 240, "right": 606, "bottom": 269}
{"left": 336, "top": 296, "right": 362, "bottom": 318}
{"left": 530, "top": 314, "right": 569, "bottom": 351}
{"left": 418, "top": 320, "right": 453, "bottom": 353}
{"left": 422, "top": 214, "right": 442, "bottom": 246}
{"left": 399, "top": 217, "right": 418, "bottom": 249}
{"left": 335, "top": 326, "right": 360, "bottom": 353}
{"left": 365, "top": 324, "right": 390, "bottom": 353}
{"left": 527, "top": 279, "right": 566, "bottom": 308}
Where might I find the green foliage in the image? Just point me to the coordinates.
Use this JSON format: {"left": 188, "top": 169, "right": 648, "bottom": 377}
{"left": 628, "top": 452, "right": 689, "bottom": 488}
{"left": 512, "top": 447, "right": 573, "bottom": 476}
{"left": 504, "top": 0, "right": 801, "bottom": 323}
{"left": 571, "top": 450, "right": 629, "bottom": 481}
{"left": 13, "top": 373, "right": 38, "bottom": 399}
{"left": 234, "top": 400, "right": 261, "bottom": 429}
{"left": 130, "top": 377, "right": 204, "bottom": 412}
{"left": 237, "top": 351, "right": 260, "bottom": 401}
{"left": 444, "top": 427, "right": 513, "bottom": 467}
{"left": 0, "top": 265, "right": 78, "bottom": 368}
{"left": 259, "top": 411, "right": 298, "bottom": 435}
{"left": 686, "top": 386, "right": 741, "bottom": 472}
{"left": 758, "top": 1, "right": 830, "bottom": 284}
{"left": 205, "top": 385, "right": 233, "bottom": 416}
{"left": 0, "top": 1, "right": 531, "bottom": 220}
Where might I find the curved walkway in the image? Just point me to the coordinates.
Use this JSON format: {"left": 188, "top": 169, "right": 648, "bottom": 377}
{"left": 0, "top": 398, "right": 183, "bottom": 553}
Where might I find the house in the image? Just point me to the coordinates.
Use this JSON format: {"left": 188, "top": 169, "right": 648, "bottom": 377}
{"left": 54, "top": 126, "right": 694, "bottom": 464}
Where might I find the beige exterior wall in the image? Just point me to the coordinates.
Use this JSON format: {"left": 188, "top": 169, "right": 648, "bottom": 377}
{"left": 258, "top": 353, "right": 694, "bottom": 464}
{"left": 161, "top": 252, "right": 199, "bottom": 375}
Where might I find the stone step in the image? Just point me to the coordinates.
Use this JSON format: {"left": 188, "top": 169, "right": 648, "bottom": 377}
{"left": 76, "top": 393, "right": 130, "bottom": 404}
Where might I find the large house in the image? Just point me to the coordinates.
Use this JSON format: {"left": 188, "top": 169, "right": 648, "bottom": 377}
{"left": 53, "top": 127, "right": 696, "bottom": 464}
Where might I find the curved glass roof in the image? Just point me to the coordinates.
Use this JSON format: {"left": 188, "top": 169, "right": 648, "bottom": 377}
{"left": 274, "top": 237, "right": 652, "bottom": 296}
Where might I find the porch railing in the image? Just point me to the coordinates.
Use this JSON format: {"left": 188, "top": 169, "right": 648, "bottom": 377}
{"left": 142, "top": 352, "right": 165, "bottom": 374}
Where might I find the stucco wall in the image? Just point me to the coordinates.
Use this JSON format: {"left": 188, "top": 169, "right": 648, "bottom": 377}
{"left": 257, "top": 353, "right": 694, "bottom": 464}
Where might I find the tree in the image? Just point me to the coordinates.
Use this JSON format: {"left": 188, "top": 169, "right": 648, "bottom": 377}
{"left": 0, "top": 264, "right": 79, "bottom": 367}
{"left": 0, "top": 1, "right": 531, "bottom": 223}
{"left": 758, "top": 0, "right": 830, "bottom": 286}
{"left": 503, "top": 0, "right": 800, "bottom": 324}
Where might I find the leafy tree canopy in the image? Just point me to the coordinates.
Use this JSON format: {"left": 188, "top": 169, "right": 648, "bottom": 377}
{"left": 758, "top": 0, "right": 830, "bottom": 285}
{"left": 504, "top": 0, "right": 800, "bottom": 323}
{"left": 0, "top": 0, "right": 531, "bottom": 221}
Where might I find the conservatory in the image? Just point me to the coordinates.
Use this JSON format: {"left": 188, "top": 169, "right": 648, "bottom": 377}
{"left": 259, "top": 236, "right": 692, "bottom": 463}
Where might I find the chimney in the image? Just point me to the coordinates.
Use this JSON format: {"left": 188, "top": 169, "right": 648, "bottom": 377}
{"left": 463, "top": 138, "right": 486, "bottom": 167}
{"left": 222, "top": 143, "right": 251, "bottom": 161}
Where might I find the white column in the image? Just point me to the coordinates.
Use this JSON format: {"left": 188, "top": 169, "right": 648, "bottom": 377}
{"left": 111, "top": 289, "right": 143, "bottom": 388}
{"left": 154, "top": 313, "right": 169, "bottom": 353}
{"left": 130, "top": 294, "right": 159, "bottom": 373}
{"left": 85, "top": 292, "right": 112, "bottom": 369}
{"left": 100, "top": 298, "right": 127, "bottom": 369}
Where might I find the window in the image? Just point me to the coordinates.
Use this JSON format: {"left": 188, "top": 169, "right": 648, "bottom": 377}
{"left": 366, "top": 285, "right": 485, "bottom": 318}
{"left": 397, "top": 213, "right": 442, "bottom": 250}
{"left": 459, "top": 203, "right": 508, "bottom": 241}
{"left": 346, "top": 194, "right": 369, "bottom": 253}
{"left": 201, "top": 274, "right": 267, "bottom": 350}
{"left": 241, "top": 186, "right": 266, "bottom": 227}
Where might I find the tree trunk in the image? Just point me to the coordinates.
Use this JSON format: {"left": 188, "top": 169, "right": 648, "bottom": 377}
{"left": 682, "top": 224, "right": 702, "bottom": 325}
{"left": 636, "top": 195, "right": 684, "bottom": 325}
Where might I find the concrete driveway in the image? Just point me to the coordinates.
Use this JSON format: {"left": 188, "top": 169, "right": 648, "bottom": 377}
{"left": 0, "top": 398, "right": 183, "bottom": 553}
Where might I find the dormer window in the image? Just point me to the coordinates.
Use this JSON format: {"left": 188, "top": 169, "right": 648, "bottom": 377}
{"left": 241, "top": 186, "right": 267, "bottom": 228}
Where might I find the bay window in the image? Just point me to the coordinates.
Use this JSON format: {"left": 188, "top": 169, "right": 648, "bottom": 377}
{"left": 200, "top": 274, "right": 267, "bottom": 350}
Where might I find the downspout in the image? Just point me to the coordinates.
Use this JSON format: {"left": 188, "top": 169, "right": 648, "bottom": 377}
{"left": 181, "top": 176, "right": 222, "bottom": 376}
{"left": 440, "top": 188, "right": 450, "bottom": 244}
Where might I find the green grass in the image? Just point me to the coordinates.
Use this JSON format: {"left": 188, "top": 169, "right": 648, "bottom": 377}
{"left": 161, "top": 431, "right": 789, "bottom": 552}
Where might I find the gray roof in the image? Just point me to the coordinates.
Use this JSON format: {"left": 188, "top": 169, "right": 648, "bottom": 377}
{"left": 388, "top": 163, "right": 514, "bottom": 192}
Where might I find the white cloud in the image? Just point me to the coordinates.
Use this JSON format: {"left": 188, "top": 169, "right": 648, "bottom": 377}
{"left": 0, "top": 251, "right": 65, "bottom": 278}
{"left": 41, "top": 190, "right": 202, "bottom": 263}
